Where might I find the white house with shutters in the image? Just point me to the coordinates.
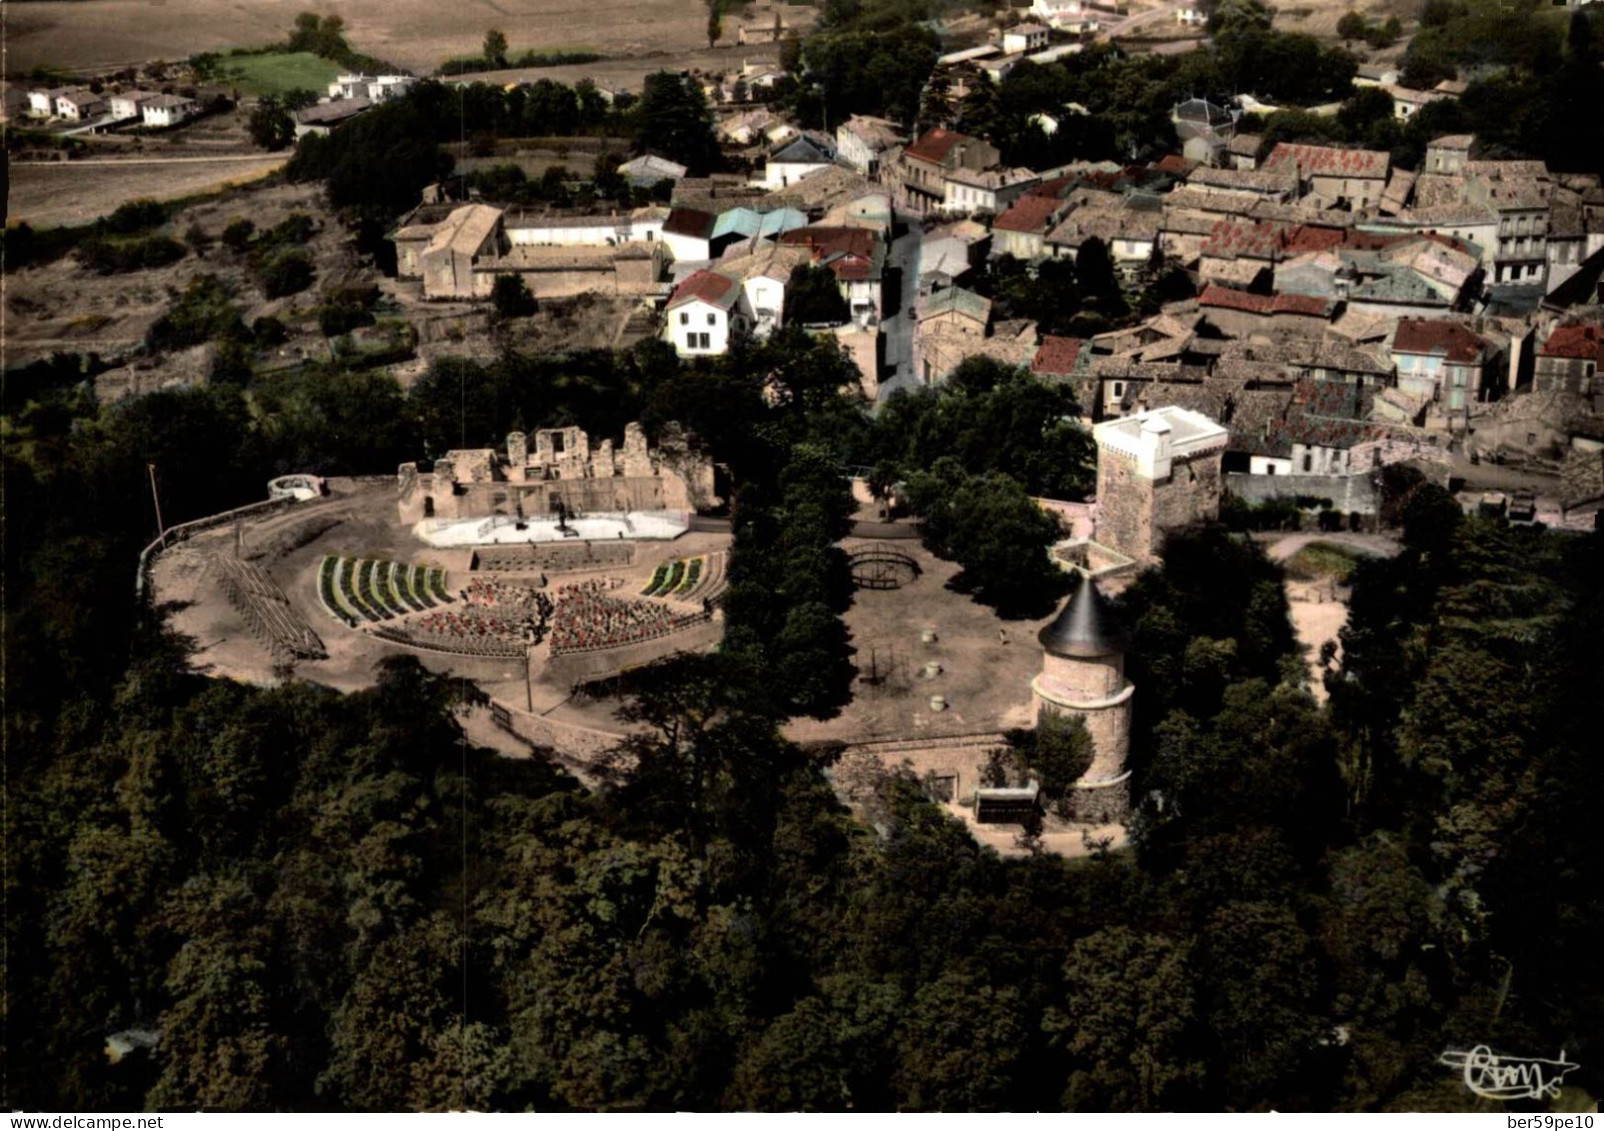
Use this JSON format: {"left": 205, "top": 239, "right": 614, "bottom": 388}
{"left": 664, "top": 269, "right": 748, "bottom": 357}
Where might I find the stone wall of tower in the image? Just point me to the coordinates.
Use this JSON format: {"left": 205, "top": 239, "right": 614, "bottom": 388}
{"left": 1039, "top": 650, "right": 1124, "bottom": 701}
{"left": 1094, "top": 449, "right": 1223, "bottom": 565}
{"left": 1034, "top": 681, "right": 1133, "bottom": 785}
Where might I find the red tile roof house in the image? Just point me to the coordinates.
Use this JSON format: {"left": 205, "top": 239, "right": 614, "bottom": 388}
{"left": 1198, "top": 283, "right": 1337, "bottom": 339}
{"left": 1260, "top": 143, "right": 1391, "bottom": 211}
{"left": 993, "top": 191, "right": 1073, "bottom": 260}
{"left": 1389, "top": 318, "right": 1490, "bottom": 415}
{"left": 1534, "top": 322, "right": 1604, "bottom": 395}
{"left": 664, "top": 269, "right": 747, "bottom": 358}
{"left": 891, "top": 128, "right": 1001, "bottom": 215}
{"left": 1032, "top": 335, "right": 1094, "bottom": 409}
{"left": 778, "top": 226, "right": 888, "bottom": 324}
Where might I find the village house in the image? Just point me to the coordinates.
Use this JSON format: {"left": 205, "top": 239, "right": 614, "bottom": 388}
{"left": 1171, "top": 97, "right": 1237, "bottom": 165}
{"left": 1225, "top": 134, "right": 1264, "bottom": 171}
{"left": 618, "top": 155, "right": 688, "bottom": 188}
{"left": 1424, "top": 134, "right": 1474, "bottom": 176}
{"left": 718, "top": 108, "right": 785, "bottom": 146}
{"left": 392, "top": 203, "right": 507, "bottom": 299}
{"left": 1534, "top": 322, "right": 1604, "bottom": 395}
{"left": 761, "top": 134, "right": 837, "bottom": 190}
{"left": 661, "top": 207, "right": 718, "bottom": 263}
{"left": 777, "top": 225, "right": 887, "bottom": 326}
{"left": 1546, "top": 193, "right": 1604, "bottom": 295}
{"left": 1197, "top": 284, "right": 1337, "bottom": 339}
{"left": 55, "top": 88, "right": 107, "bottom": 122}
{"left": 1463, "top": 165, "right": 1554, "bottom": 291}
{"left": 942, "top": 166, "right": 1040, "bottom": 217}
{"left": 1355, "top": 62, "right": 1401, "bottom": 88}
{"left": 919, "top": 286, "right": 991, "bottom": 338}
{"left": 1260, "top": 143, "right": 1391, "bottom": 211}
{"left": 723, "top": 245, "right": 812, "bottom": 336}
{"left": 140, "top": 94, "right": 197, "bottom": 129}
{"left": 993, "top": 192, "right": 1073, "bottom": 260}
{"left": 1389, "top": 318, "right": 1491, "bottom": 416}
{"left": 294, "top": 96, "right": 372, "bottom": 138}
{"left": 1032, "top": 335, "right": 1092, "bottom": 404}
{"left": 1385, "top": 84, "right": 1446, "bottom": 121}
{"left": 107, "top": 91, "right": 160, "bottom": 120}
{"left": 504, "top": 207, "right": 668, "bottom": 248}
{"left": 890, "top": 128, "right": 1001, "bottom": 215}
{"left": 835, "top": 115, "right": 902, "bottom": 176}
{"left": 329, "top": 74, "right": 415, "bottom": 102}
{"left": 1002, "top": 22, "right": 1052, "bottom": 53}
{"left": 28, "top": 87, "right": 67, "bottom": 118}
{"left": 712, "top": 206, "right": 810, "bottom": 255}
{"left": 1047, "top": 204, "right": 1163, "bottom": 269}
{"left": 1031, "top": 0, "right": 1118, "bottom": 30}
{"left": 665, "top": 270, "right": 749, "bottom": 357}
{"left": 921, "top": 220, "right": 991, "bottom": 288}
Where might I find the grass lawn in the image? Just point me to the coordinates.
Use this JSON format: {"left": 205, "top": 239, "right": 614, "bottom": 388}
{"left": 214, "top": 52, "right": 341, "bottom": 97}
{"left": 1284, "top": 541, "right": 1365, "bottom": 583}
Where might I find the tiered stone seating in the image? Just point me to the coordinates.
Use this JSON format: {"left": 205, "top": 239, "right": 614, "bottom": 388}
{"left": 320, "top": 556, "right": 450, "bottom": 624}
{"left": 215, "top": 555, "right": 325, "bottom": 660}
{"left": 549, "top": 579, "right": 710, "bottom": 655}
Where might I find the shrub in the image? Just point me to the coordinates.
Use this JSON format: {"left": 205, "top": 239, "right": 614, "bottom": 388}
{"left": 259, "top": 249, "right": 315, "bottom": 298}
{"left": 147, "top": 274, "right": 248, "bottom": 350}
{"left": 184, "top": 222, "right": 213, "bottom": 251}
{"left": 490, "top": 273, "right": 538, "bottom": 319}
{"left": 252, "top": 316, "right": 288, "bottom": 347}
{"left": 75, "top": 234, "right": 186, "bottom": 274}
{"left": 318, "top": 299, "right": 372, "bottom": 337}
{"left": 210, "top": 339, "right": 255, "bottom": 386}
{"left": 104, "top": 198, "right": 167, "bottom": 235}
{"left": 268, "top": 212, "right": 316, "bottom": 245}
{"left": 221, "top": 217, "right": 256, "bottom": 253}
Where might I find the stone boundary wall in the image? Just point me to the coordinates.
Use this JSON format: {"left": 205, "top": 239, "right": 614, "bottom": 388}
{"left": 489, "top": 700, "right": 626, "bottom": 769}
{"left": 1035, "top": 497, "right": 1096, "bottom": 540}
{"left": 1226, "top": 471, "right": 1380, "bottom": 515}
{"left": 135, "top": 496, "right": 302, "bottom": 601}
{"left": 543, "top": 618, "right": 725, "bottom": 686}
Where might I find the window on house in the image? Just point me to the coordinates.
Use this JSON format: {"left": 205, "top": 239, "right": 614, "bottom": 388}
{"left": 679, "top": 312, "right": 689, "bottom": 325}
{"left": 707, "top": 313, "right": 716, "bottom": 326}
{"left": 1112, "top": 382, "right": 1124, "bottom": 397}
{"left": 1265, "top": 465, "right": 1276, "bottom": 476}
{"left": 1527, "top": 432, "right": 1538, "bottom": 445}
{"left": 1303, "top": 453, "right": 1313, "bottom": 472}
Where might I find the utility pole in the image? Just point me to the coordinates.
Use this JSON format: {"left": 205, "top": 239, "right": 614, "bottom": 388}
{"left": 148, "top": 463, "right": 167, "bottom": 547}
{"left": 525, "top": 647, "right": 534, "bottom": 712}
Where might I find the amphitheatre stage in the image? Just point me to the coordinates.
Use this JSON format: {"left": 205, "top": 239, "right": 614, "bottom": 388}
{"left": 416, "top": 511, "right": 689, "bottom": 547}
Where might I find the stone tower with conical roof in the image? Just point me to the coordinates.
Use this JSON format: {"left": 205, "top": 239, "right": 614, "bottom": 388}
{"left": 1031, "top": 575, "right": 1134, "bottom": 823}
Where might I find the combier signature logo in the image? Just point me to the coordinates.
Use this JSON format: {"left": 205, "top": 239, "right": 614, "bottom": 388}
{"left": 1438, "top": 1045, "right": 1580, "bottom": 1101}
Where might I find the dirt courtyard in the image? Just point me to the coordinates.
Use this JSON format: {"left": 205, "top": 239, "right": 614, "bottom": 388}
{"left": 785, "top": 538, "right": 1053, "bottom": 748}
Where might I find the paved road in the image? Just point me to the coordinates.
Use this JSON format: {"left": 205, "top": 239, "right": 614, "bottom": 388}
{"left": 877, "top": 220, "right": 927, "bottom": 404}
{"left": 1104, "top": 1, "right": 1185, "bottom": 38}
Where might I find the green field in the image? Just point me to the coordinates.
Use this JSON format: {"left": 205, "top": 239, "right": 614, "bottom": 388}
{"left": 214, "top": 52, "right": 341, "bottom": 97}
{"left": 1284, "top": 541, "right": 1365, "bottom": 583}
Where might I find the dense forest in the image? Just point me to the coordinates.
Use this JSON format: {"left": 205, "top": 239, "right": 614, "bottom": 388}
{"left": 5, "top": 322, "right": 1601, "bottom": 1110}
{"left": 5, "top": 0, "right": 1604, "bottom": 1105}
